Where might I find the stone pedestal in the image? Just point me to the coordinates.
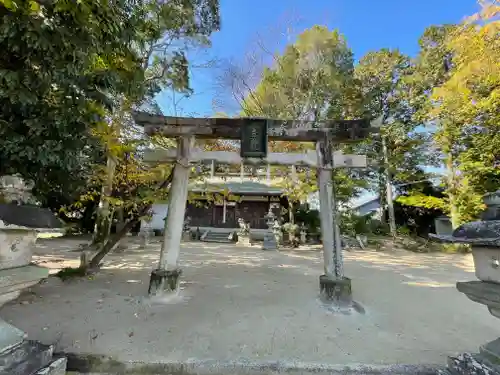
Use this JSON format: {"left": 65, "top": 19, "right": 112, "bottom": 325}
{"left": 0, "top": 198, "right": 67, "bottom": 374}
{"left": 148, "top": 268, "right": 182, "bottom": 296}
{"left": 300, "top": 230, "right": 307, "bottom": 244}
{"left": 182, "top": 216, "right": 192, "bottom": 242}
{"left": 0, "top": 320, "right": 66, "bottom": 375}
{"left": 262, "top": 211, "right": 278, "bottom": 251}
{"left": 431, "top": 220, "right": 500, "bottom": 375}
{"left": 139, "top": 218, "right": 154, "bottom": 248}
{"left": 0, "top": 264, "right": 49, "bottom": 306}
{"left": 262, "top": 232, "right": 278, "bottom": 250}
{"left": 182, "top": 230, "right": 191, "bottom": 242}
{"left": 237, "top": 234, "right": 251, "bottom": 246}
{"left": 457, "top": 281, "right": 500, "bottom": 319}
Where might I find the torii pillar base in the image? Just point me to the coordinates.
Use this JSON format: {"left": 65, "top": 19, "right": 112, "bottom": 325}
{"left": 319, "top": 275, "right": 363, "bottom": 313}
{"left": 148, "top": 268, "right": 182, "bottom": 297}
{"left": 319, "top": 275, "right": 352, "bottom": 304}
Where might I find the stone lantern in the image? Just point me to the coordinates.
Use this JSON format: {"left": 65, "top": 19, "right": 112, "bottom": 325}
{"left": 0, "top": 176, "right": 67, "bottom": 374}
{"left": 431, "top": 220, "right": 500, "bottom": 374}
{"left": 262, "top": 210, "right": 278, "bottom": 250}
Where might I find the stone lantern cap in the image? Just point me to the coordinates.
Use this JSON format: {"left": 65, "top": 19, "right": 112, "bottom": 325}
{"left": 430, "top": 220, "right": 500, "bottom": 247}
{"left": 0, "top": 203, "right": 63, "bottom": 229}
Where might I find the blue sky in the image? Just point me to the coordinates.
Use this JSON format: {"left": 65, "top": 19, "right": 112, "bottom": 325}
{"left": 157, "top": 0, "right": 479, "bottom": 116}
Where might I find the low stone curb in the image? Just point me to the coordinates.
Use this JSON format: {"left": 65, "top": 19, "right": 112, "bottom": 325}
{"left": 58, "top": 352, "right": 444, "bottom": 375}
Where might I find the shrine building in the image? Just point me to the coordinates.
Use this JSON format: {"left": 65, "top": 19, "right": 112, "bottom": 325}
{"left": 146, "top": 163, "right": 290, "bottom": 234}
{"left": 186, "top": 178, "right": 286, "bottom": 230}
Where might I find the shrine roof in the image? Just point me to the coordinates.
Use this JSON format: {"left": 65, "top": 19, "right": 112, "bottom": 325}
{"left": 189, "top": 181, "right": 283, "bottom": 195}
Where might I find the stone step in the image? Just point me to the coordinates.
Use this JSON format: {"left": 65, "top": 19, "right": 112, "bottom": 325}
{"left": 201, "top": 231, "right": 235, "bottom": 243}
{"left": 61, "top": 353, "right": 443, "bottom": 375}
{"left": 206, "top": 233, "right": 232, "bottom": 239}
{"left": 0, "top": 340, "right": 53, "bottom": 375}
{"left": 202, "top": 238, "right": 233, "bottom": 243}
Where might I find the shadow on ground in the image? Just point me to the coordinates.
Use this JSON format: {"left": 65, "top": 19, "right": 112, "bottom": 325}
{"left": 0, "top": 237, "right": 495, "bottom": 365}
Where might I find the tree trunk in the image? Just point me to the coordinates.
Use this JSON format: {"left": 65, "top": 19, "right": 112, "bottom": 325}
{"left": 382, "top": 135, "right": 396, "bottom": 236}
{"left": 445, "top": 153, "right": 460, "bottom": 229}
{"left": 288, "top": 200, "right": 295, "bottom": 224}
{"left": 93, "top": 156, "right": 117, "bottom": 245}
{"left": 86, "top": 169, "right": 174, "bottom": 269}
{"left": 88, "top": 211, "right": 144, "bottom": 268}
{"left": 378, "top": 169, "right": 388, "bottom": 224}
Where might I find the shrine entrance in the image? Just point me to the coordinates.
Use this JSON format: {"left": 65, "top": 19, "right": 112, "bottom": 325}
{"left": 133, "top": 112, "right": 377, "bottom": 308}
{"left": 212, "top": 203, "right": 237, "bottom": 228}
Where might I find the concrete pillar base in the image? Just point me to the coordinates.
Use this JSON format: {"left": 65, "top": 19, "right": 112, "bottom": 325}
{"left": 319, "top": 275, "right": 352, "bottom": 305}
{"left": 148, "top": 268, "right": 182, "bottom": 296}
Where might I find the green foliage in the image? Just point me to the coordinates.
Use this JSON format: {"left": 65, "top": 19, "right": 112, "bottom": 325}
{"left": 354, "top": 48, "right": 437, "bottom": 203}
{"left": 339, "top": 210, "right": 391, "bottom": 237}
{"left": 407, "top": 3, "right": 499, "bottom": 227}
{"left": 0, "top": 0, "right": 145, "bottom": 185}
{"left": 282, "top": 222, "right": 299, "bottom": 235}
{"left": 242, "top": 26, "right": 356, "bottom": 120}
{"left": 397, "top": 194, "right": 448, "bottom": 212}
{"left": 441, "top": 243, "right": 471, "bottom": 254}
{"left": 340, "top": 211, "right": 374, "bottom": 237}
{"left": 397, "top": 225, "right": 412, "bottom": 236}
{"left": 294, "top": 206, "right": 321, "bottom": 234}
{"left": 239, "top": 26, "right": 367, "bottom": 205}
{"left": 1, "top": 0, "right": 220, "bottom": 220}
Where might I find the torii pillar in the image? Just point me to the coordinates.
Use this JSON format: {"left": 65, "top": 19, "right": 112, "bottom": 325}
{"left": 316, "top": 140, "right": 351, "bottom": 308}
{"left": 148, "top": 136, "right": 194, "bottom": 297}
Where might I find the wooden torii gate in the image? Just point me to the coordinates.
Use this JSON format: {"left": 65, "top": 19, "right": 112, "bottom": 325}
{"left": 133, "top": 112, "right": 377, "bottom": 306}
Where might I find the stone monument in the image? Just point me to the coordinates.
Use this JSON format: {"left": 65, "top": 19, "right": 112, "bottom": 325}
{"left": 431, "top": 220, "right": 500, "bottom": 375}
{"left": 236, "top": 218, "right": 251, "bottom": 246}
{"left": 182, "top": 216, "right": 192, "bottom": 242}
{"left": 0, "top": 175, "right": 67, "bottom": 375}
{"left": 300, "top": 224, "right": 307, "bottom": 244}
{"left": 139, "top": 209, "right": 154, "bottom": 249}
{"left": 262, "top": 211, "right": 278, "bottom": 250}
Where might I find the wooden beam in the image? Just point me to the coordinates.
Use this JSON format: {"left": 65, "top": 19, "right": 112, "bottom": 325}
{"left": 143, "top": 149, "right": 367, "bottom": 168}
{"left": 132, "top": 112, "right": 377, "bottom": 143}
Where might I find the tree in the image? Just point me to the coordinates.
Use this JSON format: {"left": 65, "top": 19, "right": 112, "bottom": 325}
{"left": 354, "top": 49, "right": 436, "bottom": 234}
{"left": 89, "top": 0, "right": 221, "bottom": 249}
{"left": 1, "top": 0, "right": 221, "bottom": 267}
{"left": 222, "top": 26, "right": 367, "bottom": 211}
{"left": 393, "top": 180, "right": 446, "bottom": 237}
{"left": 406, "top": 2, "right": 499, "bottom": 227}
{"left": 0, "top": 0, "right": 145, "bottom": 188}
{"left": 431, "top": 1, "right": 499, "bottom": 225}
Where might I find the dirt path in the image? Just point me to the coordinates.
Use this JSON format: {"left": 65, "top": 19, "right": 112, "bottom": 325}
{"left": 0, "top": 238, "right": 494, "bottom": 366}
